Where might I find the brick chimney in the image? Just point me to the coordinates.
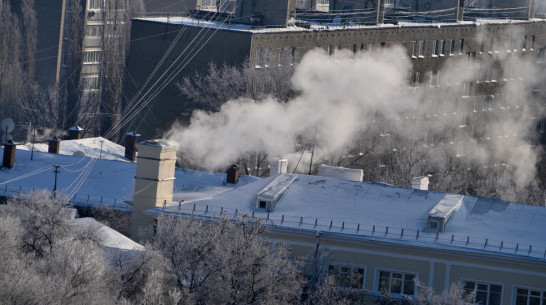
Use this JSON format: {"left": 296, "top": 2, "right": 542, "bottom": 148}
{"left": 68, "top": 126, "right": 84, "bottom": 140}
{"left": 48, "top": 136, "right": 60, "bottom": 154}
{"left": 125, "top": 131, "right": 140, "bottom": 162}
{"left": 2, "top": 140, "right": 16, "bottom": 168}
{"left": 131, "top": 140, "right": 178, "bottom": 242}
{"left": 226, "top": 164, "right": 240, "bottom": 184}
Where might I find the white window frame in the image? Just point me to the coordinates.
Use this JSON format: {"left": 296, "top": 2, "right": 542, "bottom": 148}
{"left": 461, "top": 279, "right": 503, "bottom": 305}
{"left": 375, "top": 268, "right": 418, "bottom": 296}
{"left": 328, "top": 264, "right": 366, "bottom": 289}
{"left": 514, "top": 286, "right": 546, "bottom": 305}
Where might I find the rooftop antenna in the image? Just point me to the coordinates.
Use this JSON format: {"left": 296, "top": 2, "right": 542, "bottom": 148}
{"left": 1, "top": 118, "right": 15, "bottom": 143}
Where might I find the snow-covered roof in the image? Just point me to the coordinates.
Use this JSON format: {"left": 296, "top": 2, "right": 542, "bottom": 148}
{"left": 0, "top": 147, "right": 258, "bottom": 210}
{"left": 162, "top": 174, "right": 546, "bottom": 262}
{"left": 3, "top": 144, "right": 546, "bottom": 261}
{"left": 75, "top": 217, "right": 144, "bottom": 251}
{"left": 18, "top": 137, "right": 127, "bottom": 161}
{"left": 134, "top": 16, "right": 543, "bottom": 34}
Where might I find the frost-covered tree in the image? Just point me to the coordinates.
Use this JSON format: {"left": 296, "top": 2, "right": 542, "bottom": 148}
{"left": 154, "top": 214, "right": 304, "bottom": 305}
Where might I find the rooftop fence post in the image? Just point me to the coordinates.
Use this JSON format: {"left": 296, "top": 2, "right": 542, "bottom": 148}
{"left": 416, "top": 230, "right": 419, "bottom": 240}
{"left": 466, "top": 236, "right": 469, "bottom": 246}
{"left": 329, "top": 220, "right": 333, "bottom": 230}
{"left": 281, "top": 214, "right": 284, "bottom": 224}
{"left": 400, "top": 229, "right": 404, "bottom": 239}
{"left": 385, "top": 227, "right": 389, "bottom": 237}
{"left": 314, "top": 218, "right": 318, "bottom": 229}
{"left": 357, "top": 223, "right": 360, "bottom": 233}
{"left": 299, "top": 217, "right": 303, "bottom": 227}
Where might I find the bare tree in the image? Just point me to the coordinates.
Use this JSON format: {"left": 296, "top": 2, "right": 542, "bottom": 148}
{"left": 154, "top": 214, "right": 303, "bottom": 305}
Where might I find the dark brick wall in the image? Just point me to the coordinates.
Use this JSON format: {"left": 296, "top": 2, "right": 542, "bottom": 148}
{"left": 125, "top": 18, "right": 546, "bottom": 139}
{"left": 124, "top": 19, "right": 253, "bottom": 138}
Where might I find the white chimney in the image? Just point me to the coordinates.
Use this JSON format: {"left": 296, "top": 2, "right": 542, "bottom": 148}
{"left": 130, "top": 139, "right": 178, "bottom": 242}
{"left": 269, "top": 157, "right": 288, "bottom": 176}
{"left": 411, "top": 176, "right": 429, "bottom": 190}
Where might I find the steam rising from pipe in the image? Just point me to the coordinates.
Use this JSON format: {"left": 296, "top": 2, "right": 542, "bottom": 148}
{"left": 166, "top": 35, "right": 544, "bottom": 191}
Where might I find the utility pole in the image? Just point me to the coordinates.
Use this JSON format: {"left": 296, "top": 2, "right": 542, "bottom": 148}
{"left": 53, "top": 165, "right": 60, "bottom": 197}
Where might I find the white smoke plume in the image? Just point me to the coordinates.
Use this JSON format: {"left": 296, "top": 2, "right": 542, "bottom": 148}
{"left": 166, "top": 35, "right": 544, "bottom": 190}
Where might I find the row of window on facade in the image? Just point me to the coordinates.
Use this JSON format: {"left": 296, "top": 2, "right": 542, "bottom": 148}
{"left": 256, "top": 33, "right": 538, "bottom": 69}
{"left": 327, "top": 264, "right": 545, "bottom": 305}
{"left": 255, "top": 47, "right": 298, "bottom": 68}
{"left": 410, "top": 63, "right": 523, "bottom": 89}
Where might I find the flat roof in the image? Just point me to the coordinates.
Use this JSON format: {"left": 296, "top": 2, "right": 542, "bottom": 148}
{"left": 133, "top": 16, "right": 545, "bottom": 34}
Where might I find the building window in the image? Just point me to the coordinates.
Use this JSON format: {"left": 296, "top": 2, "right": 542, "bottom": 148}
{"left": 459, "top": 39, "right": 464, "bottom": 54}
{"left": 412, "top": 41, "right": 418, "bottom": 57}
{"left": 491, "top": 67, "right": 498, "bottom": 82}
{"left": 352, "top": 44, "right": 357, "bottom": 53}
{"left": 328, "top": 45, "right": 333, "bottom": 55}
{"left": 278, "top": 48, "right": 284, "bottom": 65}
{"left": 531, "top": 35, "right": 536, "bottom": 50}
{"left": 265, "top": 48, "right": 272, "bottom": 67}
{"left": 88, "top": 0, "right": 104, "bottom": 10}
{"left": 432, "top": 40, "right": 439, "bottom": 56}
{"left": 419, "top": 40, "right": 425, "bottom": 57}
{"left": 516, "top": 288, "right": 546, "bottom": 305}
{"left": 450, "top": 39, "right": 455, "bottom": 55}
{"left": 463, "top": 81, "right": 473, "bottom": 97}
{"left": 430, "top": 70, "right": 440, "bottom": 87}
{"left": 378, "top": 270, "right": 416, "bottom": 295}
{"left": 523, "top": 35, "right": 527, "bottom": 50}
{"left": 83, "top": 50, "right": 102, "bottom": 64}
{"left": 291, "top": 47, "right": 297, "bottom": 64}
{"left": 255, "top": 49, "right": 263, "bottom": 68}
{"left": 82, "top": 76, "right": 100, "bottom": 90}
{"left": 462, "top": 281, "right": 502, "bottom": 305}
{"left": 466, "top": 52, "right": 475, "bottom": 66}
{"left": 541, "top": 119, "right": 546, "bottom": 133}
{"left": 85, "top": 24, "right": 104, "bottom": 36}
{"left": 440, "top": 39, "right": 446, "bottom": 56}
{"left": 328, "top": 265, "right": 365, "bottom": 289}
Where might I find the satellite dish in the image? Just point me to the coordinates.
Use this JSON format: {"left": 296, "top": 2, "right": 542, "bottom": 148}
{"left": 1, "top": 118, "right": 15, "bottom": 143}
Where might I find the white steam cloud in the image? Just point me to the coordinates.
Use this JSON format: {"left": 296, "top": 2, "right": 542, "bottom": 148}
{"left": 166, "top": 34, "right": 544, "bottom": 190}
